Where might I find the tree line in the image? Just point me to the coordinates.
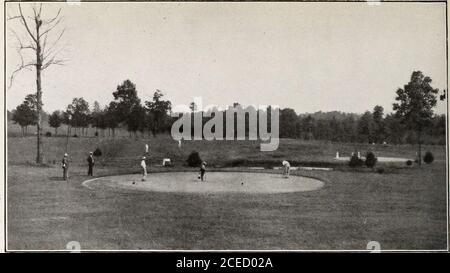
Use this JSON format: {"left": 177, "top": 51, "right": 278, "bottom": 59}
{"left": 10, "top": 71, "right": 447, "bottom": 165}
{"left": 12, "top": 79, "right": 173, "bottom": 138}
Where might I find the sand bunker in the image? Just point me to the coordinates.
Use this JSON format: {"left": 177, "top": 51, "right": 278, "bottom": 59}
{"left": 83, "top": 172, "right": 325, "bottom": 194}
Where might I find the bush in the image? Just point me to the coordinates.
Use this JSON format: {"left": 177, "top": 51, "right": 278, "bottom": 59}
{"left": 376, "top": 167, "right": 385, "bottom": 174}
{"left": 230, "top": 158, "right": 246, "bottom": 167}
{"left": 45, "top": 132, "right": 52, "bottom": 137}
{"left": 348, "top": 154, "right": 363, "bottom": 168}
{"left": 365, "top": 152, "right": 377, "bottom": 168}
{"left": 93, "top": 148, "right": 102, "bottom": 157}
{"left": 187, "top": 151, "right": 202, "bottom": 167}
{"left": 423, "top": 151, "right": 434, "bottom": 164}
{"left": 406, "top": 160, "right": 413, "bottom": 166}
{"left": 73, "top": 134, "right": 78, "bottom": 137}
{"left": 94, "top": 131, "right": 99, "bottom": 137}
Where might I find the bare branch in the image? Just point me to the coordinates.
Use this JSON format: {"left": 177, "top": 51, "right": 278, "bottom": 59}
{"left": 7, "top": 15, "right": 22, "bottom": 21}
{"left": 40, "top": 16, "right": 63, "bottom": 37}
{"left": 9, "top": 29, "right": 36, "bottom": 51}
{"left": 42, "top": 8, "right": 61, "bottom": 25}
{"left": 8, "top": 48, "right": 36, "bottom": 89}
{"left": 43, "top": 43, "right": 67, "bottom": 64}
{"left": 32, "top": 4, "right": 37, "bottom": 18}
{"left": 42, "top": 28, "right": 65, "bottom": 59}
{"left": 38, "top": 3, "right": 43, "bottom": 17}
{"left": 42, "top": 58, "right": 66, "bottom": 70}
{"left": 18, "top": 4, "right": 37, "bottom": 44}
{"left": 41, "top": 31, "right": 49, "bottom": 52}
{"left": 8, "top": 4, "right": 67, "bottom": 88}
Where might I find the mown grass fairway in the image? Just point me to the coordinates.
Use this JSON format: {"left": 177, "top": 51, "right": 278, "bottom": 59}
{"left": 6, "top": 135, "right": 447, "bottom": 250}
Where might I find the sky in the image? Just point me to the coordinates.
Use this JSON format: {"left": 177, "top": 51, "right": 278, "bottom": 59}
{"left": 6, "top": 2, "right": 447, "bottom": 115}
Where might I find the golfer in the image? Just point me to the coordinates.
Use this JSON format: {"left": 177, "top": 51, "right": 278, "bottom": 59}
{"left": 200, "top": 161, "right": 207, "bottom": 182}
{"left": 87, "top": 152, "right": 95, "bottom": 176}
{"left": 62, "top": 153, "right": 69, "bottom": 180}
{"left": 141, "top": 156, "right": 147, "bottom": 181}
{"left": 282, "top": 160, "right": 290, "bottom": 178}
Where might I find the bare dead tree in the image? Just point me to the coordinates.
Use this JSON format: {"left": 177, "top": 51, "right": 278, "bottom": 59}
{"left": 8, "top": 3, "right": 66, "bottom": 164}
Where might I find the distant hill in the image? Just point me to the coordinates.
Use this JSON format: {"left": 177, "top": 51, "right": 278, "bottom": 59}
{"left": 298, "top": 111, "right": 361, "bottom": 120}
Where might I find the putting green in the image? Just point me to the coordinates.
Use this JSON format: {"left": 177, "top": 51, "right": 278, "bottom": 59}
{"left": 83, "top": 172, "right": 324, "bottom": 194}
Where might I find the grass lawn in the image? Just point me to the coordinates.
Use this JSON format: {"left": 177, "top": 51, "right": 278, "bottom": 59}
{"left": 7, "top": 158, "right": 447, "bottom": 250}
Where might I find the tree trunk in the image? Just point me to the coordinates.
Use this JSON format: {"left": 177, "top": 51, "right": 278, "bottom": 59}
{"left": 35, "top": 18, "right": 44, "bottom": 164}
{"left": 418, "top": 128, "right": 422, "bottom": 166}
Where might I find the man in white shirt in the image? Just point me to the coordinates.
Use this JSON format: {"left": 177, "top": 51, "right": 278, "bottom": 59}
{"left": 141, "top": 156, "right": 147, "bottom": 181}
{"left": 282, "top": 160, "right": 290, "bottom": 178}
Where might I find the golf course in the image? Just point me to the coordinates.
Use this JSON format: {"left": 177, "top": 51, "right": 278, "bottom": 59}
{"left": 6, "top": 132, "right": 447, "bottom": 250}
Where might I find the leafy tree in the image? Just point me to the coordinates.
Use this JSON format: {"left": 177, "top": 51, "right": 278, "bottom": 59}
{"left": 301, "top": 115, "right": 315, "bottom": 140}
{"left": 67, "top": 97, "right": 90, "bottom": 135}
{"left": 431, "top": 114, "right": 446, "bottom": 138}
{"left": 357, "top": 111, "right": 374, "bottom": 143}
{"left": 48, "top": 110, "right": 63, "bottom": 136}
{"left": 104, "top": 102, "right": 120, "bottom": 137}
{"left": 423, "top": 151, "right": 434, "bottom": 164}
{"left": 279, "top": 108, "right": 299, "bottom": 138}
{"left": 112, "top": 79, "right": 141, "bottom": 121}
{"left": 127, "top": 104, "right": 146, "bottom": 136}
{"left": 314, "top": 119, "right": 331, "bottom": 140}
{"left": 384, "top": 113, "right": 403, "bottom": 144}
{"left": 90, "top": 101, "right": 102, "bottom": 135}
{"left": 365, "top": 152, "right": 377, "bottom": 168}
{"left": 93, "top": 147, "right": 102, "bottom": 157}
{"left": 349, "top": 153, "right": 364, "bottom": 167}
{"left": 145, "top": 90, "right": 172, "bottom": 136}
{"left": 11, "top": 94, "right": 38, "bottom": 136}
{"left": 187, "top": 151, "right": 202, "bottom": 167}
{"left": 112, "top": 80, "right": 143, "bottom": 136}
{"left": 393, "top": 71, "right": 439, "bottom": 165}
{"left": 342, "top": 116, "right": 357, "bottom": 142}
{"left": 189, "top": 102, "right": 198, "bottom": 112}
{"left": 329, "top": 116, "right": 344, "bottom": 142}
{"left": 372, "top": 105, "right": 385, "bottom": 143}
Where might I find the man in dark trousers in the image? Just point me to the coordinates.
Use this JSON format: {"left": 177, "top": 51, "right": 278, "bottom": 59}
{"left": 87, "top": 152, "right": 95, "bottom": 176}
{"left": 62, "top": 153, "right": 69, "bottom": 180}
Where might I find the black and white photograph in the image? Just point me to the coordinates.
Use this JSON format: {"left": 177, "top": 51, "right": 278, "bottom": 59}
{"left": 1, "top": 0, "right": 448, "bottom": 254}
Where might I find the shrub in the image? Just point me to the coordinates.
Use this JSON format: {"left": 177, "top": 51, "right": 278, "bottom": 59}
{"left": 365, "top": 152, "right": 377, "bottom": 168}
{"left": 95, "top": 131, "right": 99, "bottom": 137}
{"left": 406, "top": 160, "right": 413, "bottom": 166}
{"left": 230, "top": 158, "right": 246, "bottom": 167}
{"left": 45, "top": 132, "right": 52, "bottom": 137}
{"left": 187, "top": 151, "right": 202, "bottom": 167}
{"left": 423, "top": 151, "right": 434, "bottom": 164}
{"left": 93, "top": 148, "right": 102, "bottom": 157}
{"left": 348, "top": 154, "right": 363, "bottom": 168}
{"left": 73, "top": 134, "right": 78, "bottom": 137}
{"left": 376, "top": 167, "right": 385, "bottom": 174}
